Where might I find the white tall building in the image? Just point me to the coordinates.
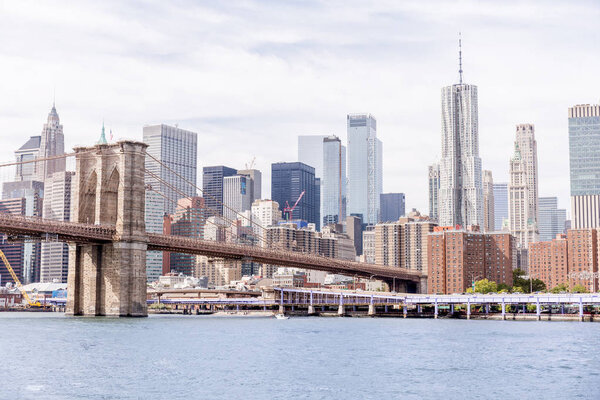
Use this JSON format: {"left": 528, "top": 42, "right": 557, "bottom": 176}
{"left": 251, "top": 199, "right": 281, "bottom": 245}
{"left": 223, "top": 175, "right": 253, "bottom": 222}
{"left": 483, "top": 170, "right": 495, "bottom": 232}
{"left": 322, "top": 136, "right": 346, "bottom": 226}
{"left": 347, "top": 114, "right": 382, "bottom": 225}
{"left": 144, "top": 124, "right": 197, "bottom": 282}
{"left": 438, "top": 50, "right": 483, "bottom": 228}
{"left": 509, "top": 124, "right": 539, "bottom": 250}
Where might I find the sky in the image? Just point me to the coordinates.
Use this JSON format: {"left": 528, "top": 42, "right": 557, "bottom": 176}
{"left": 0, "top": 0, "right": 599, "bottom": 215}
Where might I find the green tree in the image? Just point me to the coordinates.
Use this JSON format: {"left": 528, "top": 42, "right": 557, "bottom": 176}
{"left": 551, "top": 283, "right": 569, "bottom": 294}
{"left": 497, "top": 283, "right": 511, "bottom": 292}
{"left": 530, "top": 279, "right": 546, "bottom": 293}
{"left": 473, "top": 279, "right": 498, "bottom": 294}
{"left": 571, "top": 284, "right": 589, "bottom": 293}
{"left": 512, "top": 269, "right": 546, "bottom": 293}
{"left": 511, "top": 286, "right": 524, "bottom": 293}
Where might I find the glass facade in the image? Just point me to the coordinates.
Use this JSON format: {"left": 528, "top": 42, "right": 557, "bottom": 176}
{"left": 144, "top": 124, "right": 197, "bottom": 282}
{"left": 202, "top": 165, "right": 237, "bottom": 217}
{"left": 271, "top": 162, "right": 320, "bottom": 229}
{"left": 569, "top": 111, "right": 600, "bottom": 196}
{"left": 379, "top": 193, "right": 405, "bottom": 222}
{"left": 538, "top": 197, "right": 567, "bottom": 242}
{"left": 322, "top": 136, "right": 346, "bottom": 226}
{"left": 493, "top": 183, "right": 508, "bottom": 230}
{"left": 347, "top": 114, "right": 382, "bottom": 225}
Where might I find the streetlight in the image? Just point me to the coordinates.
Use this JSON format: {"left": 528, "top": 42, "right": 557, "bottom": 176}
{"left": 469, "top": 273, "right": 483, "bottom": 293}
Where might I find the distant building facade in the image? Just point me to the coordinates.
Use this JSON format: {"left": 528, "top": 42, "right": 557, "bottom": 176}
{"left": 271, "top": 162, "right": 320, "bottom": 229}
{"left": 379, "top": 193, "right": 406, "bottom": 223}
{"left": 428, "top": 163, "right": 440, "bottom": 222}
{"left": 538, "top": 197, "right": 567, "bottom": 242}
{"left": 202, "top": 165, "right": 237, "bottom": 217}
{"left": 321, "top": 136, "right": 346, "bottom": 226}
{"left": 493, "top": 183, "right": 509, "bottom": 231}
{"left": 483, "top": 170, "right": 494, "bottom": 232}
{"left": 569, "top": 104, "right": 600, "bottom": 228}
{"left": 347, "top": 114, "right": 382, "bottom": 225}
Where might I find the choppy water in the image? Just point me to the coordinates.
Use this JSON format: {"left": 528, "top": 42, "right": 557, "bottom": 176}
{"left": 1, "top": 313, "right": 599, "bottom": 399}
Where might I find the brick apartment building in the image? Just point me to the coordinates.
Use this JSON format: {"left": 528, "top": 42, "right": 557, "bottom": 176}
{"left": 529, "top": 229, "right": 598, "bottom": 292}
{"left": 428, "top": 226, "right": 516, "bottom": 294}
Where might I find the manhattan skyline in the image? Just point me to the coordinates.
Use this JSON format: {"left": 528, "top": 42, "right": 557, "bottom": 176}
{"left": 1, "top": 1, "right": 599, "bottom": 213}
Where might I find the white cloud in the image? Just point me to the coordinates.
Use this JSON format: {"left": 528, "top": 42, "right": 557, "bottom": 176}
{"left": 0, "top": 0, "right": 598, "bottom": 214}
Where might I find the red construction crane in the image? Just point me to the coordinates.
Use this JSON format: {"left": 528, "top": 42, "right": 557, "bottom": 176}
{"left": 283, "top": 190, "right": 305, "bottom": 221}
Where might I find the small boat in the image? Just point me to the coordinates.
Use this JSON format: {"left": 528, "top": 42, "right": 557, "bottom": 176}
{"left": 275, "top": 313, "right": 289, "bottom": 320}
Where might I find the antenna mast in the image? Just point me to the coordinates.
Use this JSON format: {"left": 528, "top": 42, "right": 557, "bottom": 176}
{"left": 459, "top": 32, "right": 463, "bottom": 84}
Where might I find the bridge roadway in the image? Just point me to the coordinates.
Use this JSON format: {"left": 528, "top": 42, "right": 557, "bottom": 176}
{"left": 0, "top": 213, "right": 423, "bottom": 285}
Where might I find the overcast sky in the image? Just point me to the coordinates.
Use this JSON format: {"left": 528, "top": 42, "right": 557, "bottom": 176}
{"left": 1, "top": 0, "right": 599, "bottom": 214}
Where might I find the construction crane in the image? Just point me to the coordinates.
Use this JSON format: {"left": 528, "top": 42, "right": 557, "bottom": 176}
{"left": 245, "top": 156, "right": 256, "bottom": 170}
{"left": 0, "top": 249, "right": 44, "bottom": 308}
{"left": 283, "top": 190, "right": 305, "bottom": 221}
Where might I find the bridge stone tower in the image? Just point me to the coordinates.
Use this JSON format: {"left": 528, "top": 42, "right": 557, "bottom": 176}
{"left": 66, "top": 141, "right": 148, "bottom": 317}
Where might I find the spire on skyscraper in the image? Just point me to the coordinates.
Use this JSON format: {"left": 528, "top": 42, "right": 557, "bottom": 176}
{"left": 98, "top": 121, "right": 108, "bottom": 145}
{"left": 458, "top": 32, "right": 463, "bottom": 84}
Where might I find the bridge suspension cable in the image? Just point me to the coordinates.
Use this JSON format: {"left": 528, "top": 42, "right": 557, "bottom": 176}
{"left": 145, "top": 152, "right": 267, "bottom": 232}
{"left": 145, "top": 168, "right": 266, "bottom": 244}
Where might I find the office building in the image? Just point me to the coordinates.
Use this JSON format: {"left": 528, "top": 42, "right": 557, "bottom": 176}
{"left": 40, "top": 171, "right": 74, "bottom": 283}
{"left": 162, "top": 197, "right": 206, "bottom": 276}
{"left": 236, "top": 169, "right": 262, "bottom": 202}
{"left": 322, "top": 136, "right": 346, "bottom": 226}
{"left": 14, "top": 136, "right": 41, "bottom": 182}
{"left": 202, "top": 165, "right": 237, "bottom": 217}
{"left": 144, "top": 124, "right": 197, "bottom": 282}
{"left": 538, "top": 197, "right": 567, "bottom": 242}
{"left": 493, "top": 183, "right": 509, "bottom": 231}
{"left": 37, "top": 104, "right": 66, "bottom": 181}
{"left": 362, "top": 227, "right": 375, "bottom": 264}
{"left": 347, "top": 114, "right": 382, "bottom": 225}
{"left": 271, "top": 162, "right": 320, "bottom": 229}
{"left": 379, "top": 193, "right": 405, "bottom": 223}
{"left": 223, "top": 175, "right": 254, "bottom": 222}
{"left": 428, "top": 164, "right": 440, "bottom": 222}
{"left": 483, "top": 170, "right": 494, "bottom": 232}
{"left": 346, "top": 215, "right": 363, "bottom": 256}
{"left": 569, "top": 104, "right": 600, "bottom": 228}
{"left": 251, "top": 199, "right": 281, "bottom": 245}
{"left": 428, "top": 227, "right": 516, "bottom": 294}
{"left": 438, "top": 46, "right": 483, "bottom": 228}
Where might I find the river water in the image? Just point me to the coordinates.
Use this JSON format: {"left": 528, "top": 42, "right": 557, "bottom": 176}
{"left": 1, "top": 313, "right": 599, "bottom": 400}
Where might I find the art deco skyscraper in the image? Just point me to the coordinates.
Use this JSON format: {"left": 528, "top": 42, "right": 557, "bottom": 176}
{"left": 38, "top": 104, "right": 66, "bottom": 181}
{"left": 438, "top": 39, "right": 483, "bottom": 227}
{"left": 509, "top": 124, "right": 539, "bottom": 250}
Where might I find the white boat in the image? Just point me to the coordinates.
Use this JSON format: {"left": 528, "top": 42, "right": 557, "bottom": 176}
{"left": 275, "top": 313, "right": 289, "bottom": 320}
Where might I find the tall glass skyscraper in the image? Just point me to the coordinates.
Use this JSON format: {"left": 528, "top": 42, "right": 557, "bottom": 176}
{"left": 271, "top": 162, "right": 320, "bottom": 228}
{"left": 569, "top": 104, "right": 600, "bottom": 228}
{"left": 379, "top": 193, "right": 405, "bottom": 222}
{"left": 539, "top": 197, "right": 567, "bottom": 242}
{"left": 322, "top": 136, "right": 346, "bottom": 226}
{"left": 428, "top": 164, "right": 440, "bottom": 222}
{"left": 347, "top": 114, "right": 382, "bottom": 225}
{"left": 144, "top": 124, "right": 197, "bottom": 282}
{"left": 493, "top": 183, "right": 509, "bottom": 231}
{"left": 202, "top": 166, "right": 237, "bottom": 217}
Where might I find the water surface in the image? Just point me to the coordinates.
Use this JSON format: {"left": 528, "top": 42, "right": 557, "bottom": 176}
{"left": 1, "top": 313, "right": 598, "bottom": 399}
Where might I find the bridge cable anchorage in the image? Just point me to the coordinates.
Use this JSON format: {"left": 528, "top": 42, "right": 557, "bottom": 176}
{"left": 145, "top": 152, "right": 267, "bottom": 233}
{"left": 144, "top": 169, "right": 265, "bottom": 244}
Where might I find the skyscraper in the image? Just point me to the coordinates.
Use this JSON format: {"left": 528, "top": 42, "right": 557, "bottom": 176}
{"left": 37, "top": 104, "right": 66, "bottom": 181}
{"left": 14, "top": 136, "right": 41, "bottom": 182}
{"left": 379, "top": 193, "right": 405, "bottom": 222}
{"left": 483, "top": 170, "right": 495, "bottom": 232}
{"left": 223, "top": 174, "right": 253, "bottom": 222}
{"left": 438, "top": 41, "right": 483, "bottom": 228}
{"left": 202, "top": 165, "right": 237, "bottom": 217}
{"left": 40, "top": 171, "right": 74, "bottom": 283}
{"left": 271, "top": 162, "right": 319, "bottom": 228}
{"left": 428, "top": 163, "right": 440, "bottom": 222}
{"left": 569, "top": 104, "right": 600, "bottom": 228}
{"left": 236, "top": 169, "right": 262, "bottom": 202}
{"left": 347, "top": 114, "right": 382, "bottom": 225}
{"left": 298, "top": 135, "right": 327, "bottom": 179}
{"left": 144, "top": 124, "right": 197, "bottom": 282}
{"left": 322, "top": 136, "right": 346, "bottom": 226}
{"left": 538, "top": 197, "right": 567, "bottom": 242}
{"left": 509, "top": 124, "right": 539, "bottom": 249}
{"left": 493, "top": 183, "right": 509, "bottom": 231}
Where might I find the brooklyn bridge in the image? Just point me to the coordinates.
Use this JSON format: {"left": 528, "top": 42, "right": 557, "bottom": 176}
{"left": 0, "top": 140, "right": 425, "bottom": 317}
